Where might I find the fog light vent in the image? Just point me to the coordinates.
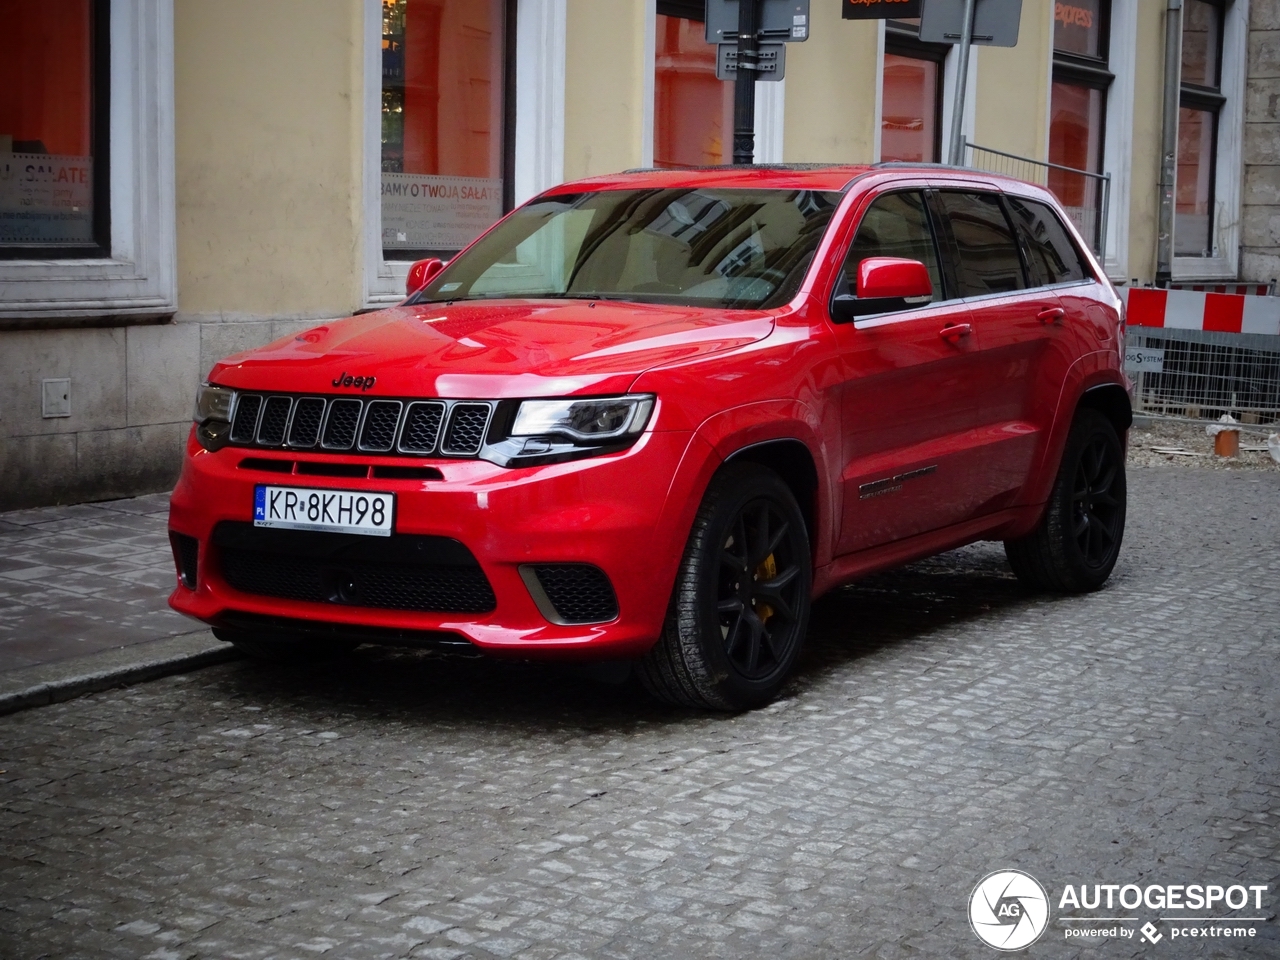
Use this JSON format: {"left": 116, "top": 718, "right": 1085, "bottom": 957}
{"left": 521, "top": 564, "right": 619, "bottom": 625}
{"left": 170, "top": 532, "right": 199, "bottom": 590}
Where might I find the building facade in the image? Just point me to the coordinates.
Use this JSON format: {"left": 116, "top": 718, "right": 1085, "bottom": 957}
{"left": 0, "top": 0, "right": 1274, "bottom": 509}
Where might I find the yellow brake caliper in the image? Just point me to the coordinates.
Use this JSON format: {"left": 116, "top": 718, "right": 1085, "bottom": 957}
{"left": 754, "top": 553, "right": 777, "bottom": 622}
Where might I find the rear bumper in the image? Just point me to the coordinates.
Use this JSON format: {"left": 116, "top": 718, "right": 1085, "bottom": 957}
{"left": 168, "top": 427, "right": 705, "bottom": 659}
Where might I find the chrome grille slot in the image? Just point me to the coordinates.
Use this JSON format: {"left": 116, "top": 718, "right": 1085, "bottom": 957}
{"left": 287, "top": 398, "right": 326, "bottom": 447}
{"left": 441, "top": 402, "right": 493, "bottom": 455}
{"left": 256, "top": 396, "right": 292, "bottom": 446}
{"left": 230, "top": 394, "right": 263, "bottom": 443}
{"left": 358, "top": 400, "right": 403, "bottom": 452}
{"left": 322, "top": 399, "right": 363, "bottom": 450}
{"left": 397, "top": 401, "right": 445, "bottom": 455}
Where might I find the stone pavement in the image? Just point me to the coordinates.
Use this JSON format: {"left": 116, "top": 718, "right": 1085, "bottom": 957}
{"left": 0, "top": 494, "right": 199, "bottom": 671}
{"left": 1, "top": 465, "right": 1279, "bottom": 959}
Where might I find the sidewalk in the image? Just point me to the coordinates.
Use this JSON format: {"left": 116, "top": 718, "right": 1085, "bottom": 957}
{"left": 0, "top": 494, "right": 233, "bottom": 712}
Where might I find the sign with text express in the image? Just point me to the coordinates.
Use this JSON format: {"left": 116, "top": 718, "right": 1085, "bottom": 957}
{"left": 842, "top": 0, "right": 922, "bottom": 19}
{"left": 381, "top": 174, "right": 502, "bottom": 252}
{"left": 919, "top": 0, "right": 1022, "bottom": 47}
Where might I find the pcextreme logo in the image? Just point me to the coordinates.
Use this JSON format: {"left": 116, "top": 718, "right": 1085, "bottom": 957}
{"left": 968, "top": 872, "right": 1271, "bottom": 950}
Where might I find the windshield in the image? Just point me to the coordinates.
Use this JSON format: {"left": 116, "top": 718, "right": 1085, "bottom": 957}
{"left": 411, "top": 187, "right": 844, "bottom": 310}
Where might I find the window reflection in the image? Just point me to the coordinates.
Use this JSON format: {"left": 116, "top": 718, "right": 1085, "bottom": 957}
{"left": 654, "top": 14, "right": 733, "bottom": 167}
{"left": 1175, "top": 106, "right": 1216, "bottom": 257}
{"left": 881, "top": 55, "right": 939, "bottom": 163}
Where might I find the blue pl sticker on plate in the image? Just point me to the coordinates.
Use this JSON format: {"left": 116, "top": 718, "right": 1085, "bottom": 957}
{"left": 254, "top": 486, "right": 266, "bottom": 521}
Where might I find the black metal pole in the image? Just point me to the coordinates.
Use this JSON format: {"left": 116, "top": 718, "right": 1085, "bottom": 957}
{"left": 732, "top": 0, "right": 760, "bottom": 165}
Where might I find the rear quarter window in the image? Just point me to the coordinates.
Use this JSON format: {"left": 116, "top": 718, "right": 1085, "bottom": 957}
{"left": 1005, "top": 196, "right": 1090, "bottom": 286}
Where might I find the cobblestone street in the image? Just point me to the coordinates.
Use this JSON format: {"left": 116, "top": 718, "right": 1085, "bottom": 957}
{"left": 1, "top": 465, "right": 1277, "bottom": 959}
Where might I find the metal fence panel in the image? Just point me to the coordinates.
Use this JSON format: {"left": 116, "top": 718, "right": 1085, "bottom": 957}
{"left": 961, "top": 139, "right": 1110, "bottom": 258}
{"left": 1128, "top": 327, "right": 1280, "bottom": 424}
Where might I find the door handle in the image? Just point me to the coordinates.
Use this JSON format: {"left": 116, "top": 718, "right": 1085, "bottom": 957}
{"left": 939, "top": 322, "right": 971, "bottom": 342}
{"left": 1037, "top": 307, "right": 1065, "bottom": 324}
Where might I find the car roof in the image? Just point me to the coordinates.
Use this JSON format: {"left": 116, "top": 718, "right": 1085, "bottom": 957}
{"left": 540, "top": 163, "right": 1044, "bottom": 197}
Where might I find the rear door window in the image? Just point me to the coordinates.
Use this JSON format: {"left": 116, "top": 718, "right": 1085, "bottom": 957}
{"left": 935, "top": 192, "right": 1027, "bottom": 297}
{"left": 1004, "top": 197, "right": 1090, "bottom": 286}
{"left": 841, "top": 190, "right": 945, "bottom": 299}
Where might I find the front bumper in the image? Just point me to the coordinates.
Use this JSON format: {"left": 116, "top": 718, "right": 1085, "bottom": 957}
{"left": 168, "top": 427, "right": 702, "bottom": 659}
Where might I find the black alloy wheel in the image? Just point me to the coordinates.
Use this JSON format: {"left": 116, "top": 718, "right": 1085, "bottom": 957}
{"left": 717, "top": 498, "right": 805, "bottom": 682}
{"left": 1070, "top": 429, "right": 1124, "bottom": 570}
{"left": 1005, "top": 408, "right": 1127, "bottom": 593}
{"left": 638, "top": 463, "right": 812, "bottom": 710}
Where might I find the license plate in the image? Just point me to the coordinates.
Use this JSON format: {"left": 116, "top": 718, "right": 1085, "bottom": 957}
{"left": 253, "top": 485, "right": 394, "bottom": 537}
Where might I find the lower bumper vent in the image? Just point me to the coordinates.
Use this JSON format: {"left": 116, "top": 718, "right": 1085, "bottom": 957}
{"left": 170, "top": 532, "right": 199, "bottom": 590}
{"left": 523, "top": 564, "right": 619, "bottom": 625}
{"left": 213, "top": 522, "right": 496, "bottom": 614}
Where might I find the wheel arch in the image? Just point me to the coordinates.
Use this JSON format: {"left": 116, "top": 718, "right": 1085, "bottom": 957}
{"left": 1078, "top": 382, "right": 1133, "bottom": 436}
{"left": 723, "top": 439, "right": 820, "bottom": 551}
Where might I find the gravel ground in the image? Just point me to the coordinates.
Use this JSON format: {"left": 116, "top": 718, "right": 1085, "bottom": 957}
{"left": 1128, "top": 415, "right": 1280, "bottom": 470}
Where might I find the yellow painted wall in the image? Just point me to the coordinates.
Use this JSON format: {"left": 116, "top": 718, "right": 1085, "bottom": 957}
{"left": 564, "top": 0, "right": 648, "bottom": 179}
{"left": 973, "top": 0, "right": 1052, "bottom": 160}
{"left": 174, "top": 0, "right": 364, "bottom": 319}
{"left": 783, "top": 8, "right": 879, "bottom": 163}
{"left": 1127, "top": 2, "right": 1166, "bottom": 282}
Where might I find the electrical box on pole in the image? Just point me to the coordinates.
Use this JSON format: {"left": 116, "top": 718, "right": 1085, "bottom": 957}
{"left": 704, "top": 1, "right": 809, "bottom": 163}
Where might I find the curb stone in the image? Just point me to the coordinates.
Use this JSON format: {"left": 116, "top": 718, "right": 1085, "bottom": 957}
{"left": 0, "top": 631, "right": 241, "bottom": 717}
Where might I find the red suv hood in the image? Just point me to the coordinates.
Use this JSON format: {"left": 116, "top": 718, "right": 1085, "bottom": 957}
{"left": 208, "top": 300, "right": 775, "bottom": 398}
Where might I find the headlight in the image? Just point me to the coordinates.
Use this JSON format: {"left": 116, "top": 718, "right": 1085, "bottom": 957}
{"left": 194, "top": 383, "right": 235, "bottom": 424}
{"left": 511, "top": 395, "right": 654, "bottom": 443}
{"left": 480, "top": 394, "right": 655, "bottom": 467}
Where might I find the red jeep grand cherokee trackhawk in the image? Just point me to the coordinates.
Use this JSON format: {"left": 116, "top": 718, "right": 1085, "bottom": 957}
{"left": 169, "top": 165, "right": 1130, "bottom": 710}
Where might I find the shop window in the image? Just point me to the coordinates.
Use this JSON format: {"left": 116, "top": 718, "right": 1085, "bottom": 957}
{"left": 0, "top": 0, "right": 109, "bottom": 258}
{"left": 380, "top": 0, "right": 513, "bottom": 258}
{"left": 654, "top": 1, "right": 732, "bottom": 168}
{"left": 1049, "top": 0, "right": 1110, "bottom": 250}
{"left": 881, "top": 20, "right": 945, "bottom": 163}
{"left": 1176, "top": 0, "right": 1225, "bottom": 258}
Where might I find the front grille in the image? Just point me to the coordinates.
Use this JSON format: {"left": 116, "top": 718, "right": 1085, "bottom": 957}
{"left": 442, "top": 402, "right": 493, "bottom": 455}
{"left": 531, "top": 564, "right": 618, "bottom": 624}
{"left": 322, "top": 399, "right": 362, "bottom": 449}
{"left": 213, "top": 522, "right": 496, "bottom": 614}
{"left": 288, "top": 398, "right": 325, "bottom": 447}
{"left": 226, "top": 393, "right": 493, "bottom": 459}
{"left": 359, "top": 401, "right": 402, "bottom": 452}
{"left": 230, "top": 394, "right": 263, "bottom": 443}
{"left": 170, "top": 532, "right": 199, "bottom": 590}
{"left": 257, "top": 396, "right": 292, "bottom": 445}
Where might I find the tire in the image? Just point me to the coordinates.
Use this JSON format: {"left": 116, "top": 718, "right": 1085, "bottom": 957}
{"left": 1004, "top": 408, "right": 1126, "bottom": 593}
{"left": 213, "top": 627, "right": 357, "bottom": 663}
{"left": 638, "top": 463, "right": 812, "bottom": 710}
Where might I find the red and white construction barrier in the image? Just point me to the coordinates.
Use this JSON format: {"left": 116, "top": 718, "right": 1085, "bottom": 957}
{"left": 1167, "top": 282, "right": 1274, "bottom": 296}
{"left": 1122, "top": 287, "right": 1280, "bottom": 336}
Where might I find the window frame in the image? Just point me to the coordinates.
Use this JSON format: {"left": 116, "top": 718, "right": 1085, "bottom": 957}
{"left": 1174, "top": 0, "right": 1227, "bottom": 262}
{"left": 0, "top": 0, "right": 178, "bottom": 326}
{"left": 881, "top": 20, "right": 948, "bottom": 164}
{"left": 1048, "top": 0, "right": 1111, "bottom": 259}
{"left": 377, "top": 0, "right": 518, "bottom": 264}
{"left": 0, "top": 0, "right": 112, "bottom": 261}
{"left": 362, "top": 0, "right": 565, "bottom": 308}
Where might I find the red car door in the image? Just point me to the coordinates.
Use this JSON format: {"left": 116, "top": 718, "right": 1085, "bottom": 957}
{"left": 945, "top": 192, "right": 1101, "bottom": 509}
{"left": 827, "top": 189, "right": 989, "bottom": 555}
{"left": 931, "top": 190, "right": 1070, "bottom": 515}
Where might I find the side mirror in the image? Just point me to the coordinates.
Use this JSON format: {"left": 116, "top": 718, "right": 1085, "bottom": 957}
{"left": 831, "top": 257, "right": 934, "bottom": 323}
{"left": 406, "top": 257, "right": 446, "bottom": 297}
